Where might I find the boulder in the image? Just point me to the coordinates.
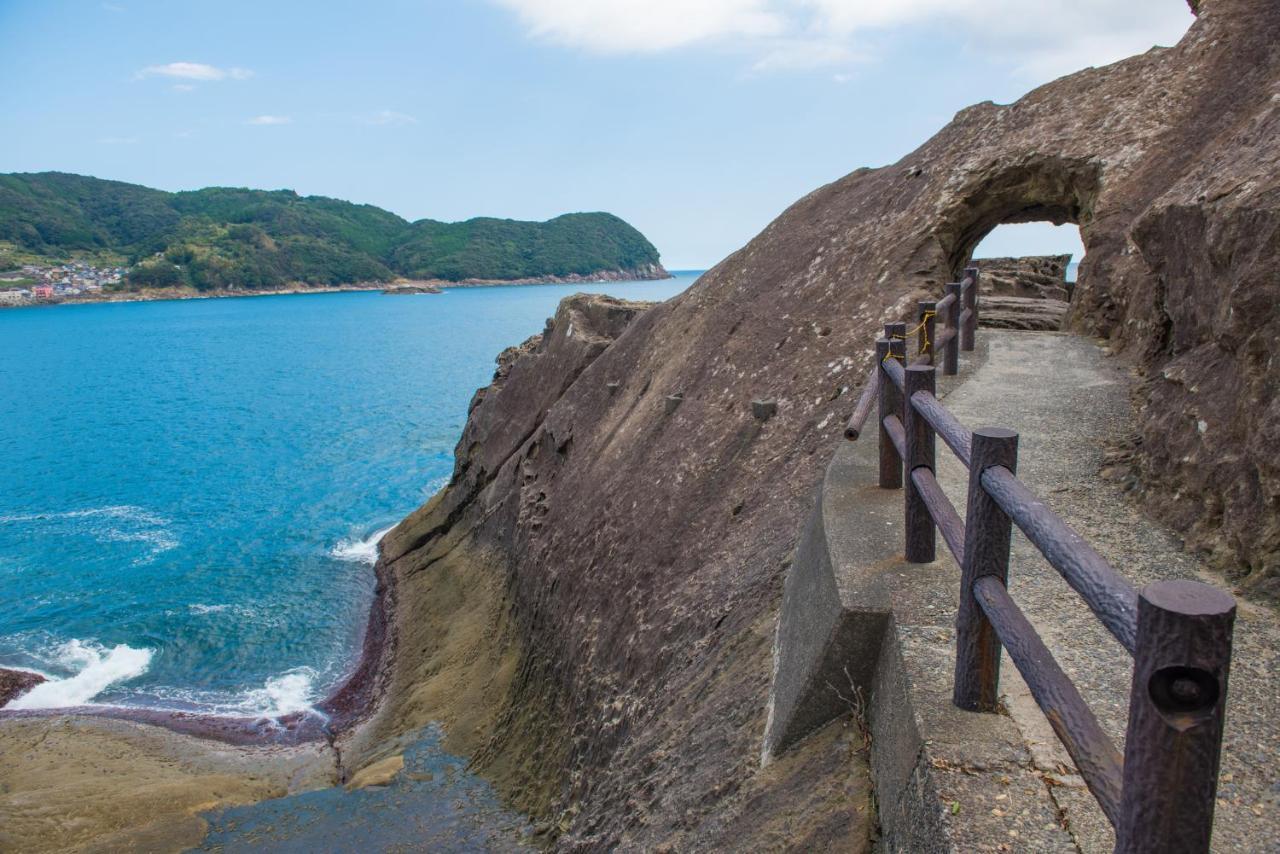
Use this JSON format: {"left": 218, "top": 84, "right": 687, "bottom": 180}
{"left": 0, "top": 668, "right": 44, "bottom": 707}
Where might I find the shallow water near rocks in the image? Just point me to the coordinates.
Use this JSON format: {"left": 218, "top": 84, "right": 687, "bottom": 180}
{"left": 0, "top": 275, "right": 694, "bottom": 715}
{"left": 196, "top": 725, "right": 531, "bottom": 851}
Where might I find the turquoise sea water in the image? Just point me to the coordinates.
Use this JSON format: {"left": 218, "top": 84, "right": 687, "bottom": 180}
{"left": 0, "top": 273, "right": 696, "bottom": 715}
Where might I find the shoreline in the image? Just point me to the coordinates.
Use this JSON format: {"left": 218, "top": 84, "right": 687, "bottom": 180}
{"left": 0, "top": 267, "right": 675, "bottom": 310}
{"left": 0, "top": 529, "right": 400, "bottom": 749}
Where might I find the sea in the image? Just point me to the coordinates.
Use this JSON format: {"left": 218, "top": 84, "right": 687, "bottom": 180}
{"left": 0, "top": 273, "right": 697, "bottom": 716}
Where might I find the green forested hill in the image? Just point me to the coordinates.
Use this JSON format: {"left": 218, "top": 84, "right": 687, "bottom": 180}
{"left": 0, "top": 172, "right": 665, "bottom": 290}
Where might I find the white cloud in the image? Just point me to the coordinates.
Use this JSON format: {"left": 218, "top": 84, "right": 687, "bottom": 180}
{"left": 364, "top": 109, "right": 419, "bottom": 127}
{"left": 490, "top": 0, "right": 1193, "bottom": 80}
{"left": 138, "top": 62, "right": 253, "bottom": 81}
{"left": 247, "top": 115, "right": 292, "bottom": 125}
{"left": 492, "top": 0, "right": 784, "bottom": 52}
{"left": 750, "top": 39, "right": 864, "bottom": 72}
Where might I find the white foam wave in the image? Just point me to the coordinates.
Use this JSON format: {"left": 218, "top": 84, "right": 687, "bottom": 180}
{"left": 234, "top": 668, "right": 320, "bottom": 718}
{"left": 188, "top": 603, "right": 231, "bottom": 615}
{"left": 330, "top": 524, "right": 394, "bottom": 565}
{"left": 0, "top": 505, "right": 178, "bottom": 565}
{"left": 6, "top": 639, "right": 153, "bottom": 710}
{"left": 0, "top": 505, "right": 165, "bottom": 526}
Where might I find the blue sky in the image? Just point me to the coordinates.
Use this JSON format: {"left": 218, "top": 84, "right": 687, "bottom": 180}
{"left": 0, "top": 1, "right": 1193, "bottom": 268}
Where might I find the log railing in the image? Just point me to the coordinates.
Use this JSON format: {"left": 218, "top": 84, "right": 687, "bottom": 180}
{"left": 844, "top": 267, "right": 1236, "bottom": 853}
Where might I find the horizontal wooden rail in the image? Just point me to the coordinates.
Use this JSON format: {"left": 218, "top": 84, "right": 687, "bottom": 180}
{"left": 980, "top": 465, "right": 1139, "bottom": 653}
{"left": 882, "top": 413, "right": 906, "bottom": 460}
{"left": 910, "top": 466, "right": 964, "bottom": 563}
{"left": 973, "top": 575, "right": 1125, "bottom": 824}
{"left": 845, "top": 265, "right": 1233, "bottom": 847}
{"left": 882, "top": 356, "right": 906, "bottom": 392}
{"left": 908, "top": 390, "right": 972, "bottom": 467}
{"left": 844, "top": 365, "right": 879, "bottom": 440}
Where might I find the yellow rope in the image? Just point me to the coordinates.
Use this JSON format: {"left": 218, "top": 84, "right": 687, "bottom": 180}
{"left": 882, "top": 310, "right": 937, "bottom": 363}
{"left": 904, "top": 310, "right": 936, "bottom": 339}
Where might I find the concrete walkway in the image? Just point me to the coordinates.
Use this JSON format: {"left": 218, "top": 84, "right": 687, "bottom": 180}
{"left": 931, "top": 331, "right": 1280, "bottom": 852}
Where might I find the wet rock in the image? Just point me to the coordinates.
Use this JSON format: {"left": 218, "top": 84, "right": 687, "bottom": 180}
{"left": 0, "top": 669, "right": 43, "bottom": 707}
{"left": 345, "top": 753, "right": 405, "bottom": 790}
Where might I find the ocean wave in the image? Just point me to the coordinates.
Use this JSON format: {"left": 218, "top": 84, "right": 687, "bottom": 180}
{"left": 141, "top": 667, "right": 325, "bottom": 720}
{"left": 236, "top": 668, "right": 322, "bottom": 718}
{"left": 5, "top": 639, "right": 153, "bottom": 710}
{"left": 0, "top": 504, "right": 178, "bottom": 565}
{"left": 188, "top": 603, "right": 232, "bottom": 615}
{"left": 330, "top": 524, "right": 395, "bottom": 565}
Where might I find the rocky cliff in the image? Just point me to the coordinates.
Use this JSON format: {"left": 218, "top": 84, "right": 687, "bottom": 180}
{"left": 368, "top": 0, "right": 1280, "bottom": 846}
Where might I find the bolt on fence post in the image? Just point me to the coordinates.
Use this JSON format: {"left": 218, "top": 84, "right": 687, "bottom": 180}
{"left": 876, "top": 338, "right": 902, "bottom": 489}
{"left": 953, "top": 427, "right": 1018, "bottom": 711}
{"left": 1116, "top": 579, "right": 1236, "bottom": 854}
{"left": 944, "top": 282, "right": 961, "bottom": 376}
{"left": 918, "top": 299, "right": 936, "bottom": 362}
{"left": 903, "top": 365, "right": 937, "bottom": 563}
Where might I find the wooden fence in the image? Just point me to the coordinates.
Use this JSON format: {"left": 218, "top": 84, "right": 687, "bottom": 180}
{"left": 845, "top": 269, "right": 1236, "bottom": 853}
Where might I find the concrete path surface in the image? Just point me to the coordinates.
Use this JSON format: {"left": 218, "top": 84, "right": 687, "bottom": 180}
{"left": 933, "top": 331, "right": 1280, "bottom": 853}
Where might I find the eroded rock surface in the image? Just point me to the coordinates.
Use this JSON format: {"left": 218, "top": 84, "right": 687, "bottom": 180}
{"left": 378, "top": 0, "right": 1280, "bottom": 847}
{"left": 979, "top": 295, "right": 1070, "bottom": 331}
{"left": 975, "top": 254, "right": 1073, "bottom": 300}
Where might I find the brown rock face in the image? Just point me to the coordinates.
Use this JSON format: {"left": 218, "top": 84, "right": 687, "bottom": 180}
{"left": 380, "top": 0, "right": 1280, "bottom": 846}
{"left": 0, "top": 669, "right": 44, "bottom": 707}
{"left": 975, "top": 254, "right": 1073, "bottom": 300}
{"left": 978, "top": 295, "right": 1070, "bottom": 331}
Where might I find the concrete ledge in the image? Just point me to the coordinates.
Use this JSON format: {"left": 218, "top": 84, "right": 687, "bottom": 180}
{"left": 764, "top": 341, "right": 1077, "bottom": 852}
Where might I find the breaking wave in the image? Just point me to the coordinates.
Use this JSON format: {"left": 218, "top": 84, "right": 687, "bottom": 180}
{"left": 5, "top": 639, "right": 153, "bottom": 710}
{"left": 330, "top": 524, "right": 395, "bottom": 565}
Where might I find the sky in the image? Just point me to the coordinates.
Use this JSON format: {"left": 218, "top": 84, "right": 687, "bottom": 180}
{"left": 0, "top": 1, "right": 1193, "bottom": 268}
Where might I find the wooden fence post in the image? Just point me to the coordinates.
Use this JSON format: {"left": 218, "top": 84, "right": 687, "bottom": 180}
{"left": 1116, "top": 579, "right": 1236, "bottom": 854}
{"left": 960, "top": 282, "right": 977, "bottom": 352}
{"left": 903, "top": 365, "right": 936, "bottom": 562}
{"left": 876, "top": 338, "right": 902, "bottom": 489}
{"left": 918, "top": 299, "right": 936, "bottom": 362}
{"left": 954, "top": 427, "right": 1018, "bottom": 711}
{"left": 965, "top": 266, "right": 980, "bottom": 345}
{"left": 944, "top": 282, "right": 961, "bottom": 376}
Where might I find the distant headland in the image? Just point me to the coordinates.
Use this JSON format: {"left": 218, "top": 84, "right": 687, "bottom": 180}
{"left": 0, "top": 172, "right": 670, "bottom": 306}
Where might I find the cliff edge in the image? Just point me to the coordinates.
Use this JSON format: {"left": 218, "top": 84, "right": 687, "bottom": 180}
{"left": 368, "top": 0, "right": 1280, "bottom": 846}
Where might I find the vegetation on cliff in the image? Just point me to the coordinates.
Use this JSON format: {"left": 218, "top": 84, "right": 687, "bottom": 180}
{"left": 0, "top": 172, "right": 665, "bottom": 291}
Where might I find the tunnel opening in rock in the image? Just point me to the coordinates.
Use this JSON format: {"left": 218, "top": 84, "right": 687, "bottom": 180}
{"left": 972, "top": 222, "right": 1084, "bottom": 281}
{"left": 934, "top": 154, "right": 1101, "bottom": 283}
{"left": 928, "top": 156, "right": 1101, "bottom": 330}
